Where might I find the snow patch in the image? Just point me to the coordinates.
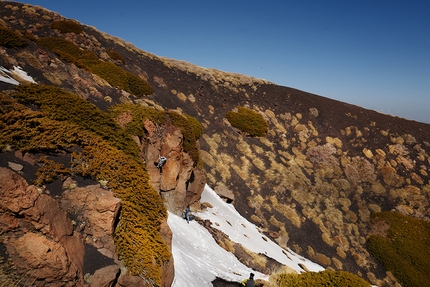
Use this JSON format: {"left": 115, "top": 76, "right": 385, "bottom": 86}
{"left": 197, "top": 185, "right": 325, "bottom": 273}
{"left": 0, "top": 66, "right": 37, "bottom": 85}
{"left": 168, "top": 184, "right": 324, "bottom": 287}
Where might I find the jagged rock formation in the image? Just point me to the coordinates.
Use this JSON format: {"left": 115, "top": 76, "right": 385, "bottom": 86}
{"left": 0, "top": 167, "right": 84, "bottom": 286}
{"left": 1, "top": 2, "right": 430, "bottom": 287}
{"left": 141, "top": 119, "right": 206, "bottom": 215}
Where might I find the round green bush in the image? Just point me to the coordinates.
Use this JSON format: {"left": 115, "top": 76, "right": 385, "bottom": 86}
{"left": 226, "top": 106, "right": 268, "bottom": 137}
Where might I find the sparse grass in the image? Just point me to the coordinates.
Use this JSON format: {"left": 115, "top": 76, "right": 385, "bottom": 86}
{"left": 50, "top": 20, "right": 83, "bottom": 34}
{"left": 0, "top": 26, "right": 28, "bottom": 48}
{"left": 0, "top": 255, "right": 36, "bottom": 287}
{"left": 226, "top": 106, "right": 268, "bottom": 137}
{"left": 367, "top": 211, "right": 430, "bottom": 287}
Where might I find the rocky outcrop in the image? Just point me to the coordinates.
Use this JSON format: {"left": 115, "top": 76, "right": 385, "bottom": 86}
{"left": 142, "top": 120, "right": 206, "bottom": 216}
{"left": 0, "top": 167, "right": 84, "bottom": 286}
{"left": 60, "top": 179, "right": 120, "bottom": 255}
{"left": 0, "top": 167, "right": 156, "bottom": 287}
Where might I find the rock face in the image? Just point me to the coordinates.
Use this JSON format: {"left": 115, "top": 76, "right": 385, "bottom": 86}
{"left": 142, "top": 120, "right": 206, "bottom": 216}
{"left": 0, "top": 167, "right": 167, "bottom": 287}
{"left": 0, "top": 167, "right": 84, "bottom": 286}
{"left": 60, "top": 180, "right": 121, "bottom": 255}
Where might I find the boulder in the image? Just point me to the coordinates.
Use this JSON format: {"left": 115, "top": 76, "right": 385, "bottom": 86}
{"left": 0, "top": 167, "right": 40, "bottom": 213}
{"left": 60, "top": 182, "right": 121, "bottom": 253}
{"left": 5, "top": 232, "right": 83, "bottom": 286}
{"left": 0, "top": 168, "right": 85, "bottom": 286}
{"left": 21, "top": 193, "right": 74, "bottom": 242}
{"left": 214, "top": 184, "right": 235, "bottom": 203}
{"left": 88, "top": 265, "right": 120, "bottom": 287}
{"left": 117, "top": 275, "right": 147, "bottom": 287}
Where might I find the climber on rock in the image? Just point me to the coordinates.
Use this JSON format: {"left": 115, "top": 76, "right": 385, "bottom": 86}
{"left": 155, "top": 155, "right": 167, "bottom": 174}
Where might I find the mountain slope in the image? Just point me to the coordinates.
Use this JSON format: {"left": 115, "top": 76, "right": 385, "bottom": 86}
{"left": 1, "top": 2, "right": 430, "bottom": 286}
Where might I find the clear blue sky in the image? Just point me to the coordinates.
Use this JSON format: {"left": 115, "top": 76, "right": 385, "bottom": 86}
{"left": 19, "top": 0, "right": 430, "bottom": 124}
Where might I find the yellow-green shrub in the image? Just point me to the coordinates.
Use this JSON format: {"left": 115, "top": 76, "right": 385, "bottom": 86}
{"left": 0, "top": 26, "right": 28, "bottom": 48}
{"left": 89, "top": 61, "right": 152, "bottom": 96}
{"left": 107, "top": 49, "right": 125, "bottom": 64}
{"left": 51, "top": 20, "right": 83, "bottom": 34}
{"left": 34, "top": 156, "right": 70, "bottom": 186}
{"left": 367, "top": 212, "right": 430, "bottom": 287}
{"left": 274, "top": 270, "right": 370, "bottom": 287}
{"left": 168, "top": 111, "right": 203, "bottom": 164}
{"left": 37, "top": 37, "right": 152, "bottom": 96}
{"left": 37, "top": 37, "right": 99, "bottom": 62}
{"left": 226, "top": 106, "right": 268, "bottom": 137}
{"left": 12, "top": 84, "right": 140, "bottom": 161}
{"left": 109, "top": 103, "right": 166, "bottom": 136}
{"left": 70, "top": 139, "right": 169, "bottom": 283}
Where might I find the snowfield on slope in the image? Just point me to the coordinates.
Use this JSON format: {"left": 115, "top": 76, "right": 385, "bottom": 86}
{"left": 0, "top": 66, "right": 37, "bottom": 85}
{"left": 168, "top": 184, "right": 324, "bottom": 286}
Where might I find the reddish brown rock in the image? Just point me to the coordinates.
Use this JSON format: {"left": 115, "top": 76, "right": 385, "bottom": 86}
{"left": 117, "top": 275, "right": 147, "bottom": 287}
{"left": 142, "top": 121, "right": 206, "bottom": 215}
{"left": 160, "top": 125, "right": 184, "bottom": 191}
{"left": 0, "top": 212, "right": 20, "bottom": 233}
{"left": 22, "top": 193, "right": 74, "bottom": 242}
{"left": 5, "top": 232, "right": 82, "bottom": 286}
{"left": 0, "top": 167, "right": 40, "bottom": 213}
{"left": 214, "top": 184, "right": 235, "bottom": 203}
{"left": 0, "top": 168, "right": 84, "bottom": 286}
{"left": 60, "top": 183, "right": 120, "bottom": 253}
{"left": 88, "top": 264, "right": 120, "bottom": 287}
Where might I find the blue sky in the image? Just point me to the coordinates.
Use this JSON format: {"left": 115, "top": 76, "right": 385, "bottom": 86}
{"left": 20, "top": 0, "right": 430, "bottom": 124}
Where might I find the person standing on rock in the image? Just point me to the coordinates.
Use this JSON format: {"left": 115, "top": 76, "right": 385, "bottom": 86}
{"left": 241, "top": 273, "right": 255, "bottom": 287}
{"left": 155, "top": 155, "right": 167, "bottom": 174}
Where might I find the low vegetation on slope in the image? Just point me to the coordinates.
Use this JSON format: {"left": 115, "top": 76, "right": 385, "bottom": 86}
{"left": 226, "top": 106, "right": 268, "bottom": 137}
{"left": 367, "top": 211, "right": 430, "bottom": 287}
{"left": 12, "top": 84, "right": 140, "bottom": 161}
{"left": 271, "top": 270, "right": 370, "bottom": 287}
{"left": 0, "top": 86, "right": 170, "bottom": 284}
{"left": 50, "top": 19, "right": 83, "bottom": 34}
{"left": 36, "top": 37, "right": 152, "bottom": 96}
{"left": 0, "top": 25, "right": 28, "bottom": 48}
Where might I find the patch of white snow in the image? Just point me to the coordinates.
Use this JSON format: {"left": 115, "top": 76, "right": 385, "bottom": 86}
{"left": 0, "top": 66, "right": 20, "bottom": 85}
{"left": 11, "top": 66, "right": 37, "bottom": 84}
{"left": 0, "top": 66, "right": 37, "bottom": 85}
{"left": 168, "top": 211, "right": 267, "bottom": 287}
{"left": 196, "top": 185, "right": 325, "bottom": 273}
